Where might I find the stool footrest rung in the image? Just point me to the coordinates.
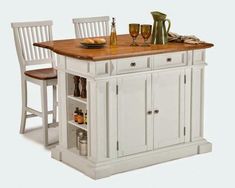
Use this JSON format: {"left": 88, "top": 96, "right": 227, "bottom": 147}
{"left": 26, "top": 113, "right": 38, "bottom": 118}
{"left": 26, "top": 107, "right": 42, "bottom": 117}
{"left": 26, "top": 107, "right": 54, "bottom": 118}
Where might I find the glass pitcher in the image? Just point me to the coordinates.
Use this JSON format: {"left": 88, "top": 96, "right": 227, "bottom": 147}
{"left": 151, "top": 11, "right": 171, "bottom": 44}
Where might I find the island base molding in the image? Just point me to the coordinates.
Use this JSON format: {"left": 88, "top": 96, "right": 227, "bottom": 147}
{"left": 52, "top": 139, "right": 212, "bottom": 179}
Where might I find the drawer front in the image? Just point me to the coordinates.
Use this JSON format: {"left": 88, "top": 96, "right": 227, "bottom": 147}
{"left": 115, "top": 56, "right": 151, "bottom": 74}
{"left": 153, "top": 52, "right": 187, "bottom": 69}
{"left": 193, "top": 50, "right": 205, "bottom": 65}
{"left": 66, "top": 57, "right": 89, "bottom": 73}
{"left": 89, "top": 61, "right": 110, "bottom": 76}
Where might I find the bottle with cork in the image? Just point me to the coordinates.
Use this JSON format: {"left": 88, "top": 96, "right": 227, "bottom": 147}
{"left": 73, "top": 107, "right": 79, "bottom": 122}
{"left": 110, "top": 17, "right": 117, "bottom": 46}
{"left": 77, "top": 109, "right": 84, "bottom": 124}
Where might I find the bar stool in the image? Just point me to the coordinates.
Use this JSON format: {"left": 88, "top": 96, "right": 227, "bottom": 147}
{"left": 72, "top": 16, "right": 110, "bottom": 38}
{"left": 11, "top": 20, "right": 57, "bottom": 147}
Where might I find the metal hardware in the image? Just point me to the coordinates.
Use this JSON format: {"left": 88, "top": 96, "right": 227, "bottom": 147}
{"left": 116, "top": 85, "right": 118, "bottom": 95}
{"left": 117, "top": 141, "right": 119, "bottom": 150}
{"left": 184, "top": 127, "right": 186, "bottom": 136}
{"left": 166, "top": 58, "right": 172, "bottom": 62}
{"left": 79, "top": 138, "right": 88, "bottom": 156}
{"left": 147, "top": 111, "right": 152, "bottom": 115}
{"left": 154, "top": 109, "right": 159, "bottom": 114}
{"left": 130, "top": 62, "right": 136, "bottom": 67}
{"left": 184, "top": 75, "right": 186, "bottom": 84}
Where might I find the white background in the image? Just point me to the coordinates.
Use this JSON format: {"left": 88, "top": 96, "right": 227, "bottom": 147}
{"left": 0, "top": 0, "right": 234, "bottom": 187}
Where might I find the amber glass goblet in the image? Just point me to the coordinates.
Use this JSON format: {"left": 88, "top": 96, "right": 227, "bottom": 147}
{"left": 141, "top": 24, "right": 152, "bottom": 46}
{"left": 129, "top": 23, "right": 140, "bottom": 46}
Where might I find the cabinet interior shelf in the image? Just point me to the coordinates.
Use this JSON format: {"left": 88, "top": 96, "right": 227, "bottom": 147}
{"left": 69, "top": 147, "right": 88, "bottom": 159}
{"left": 68, "top": 120, "right": 88, "bottom": 131}
{"left": 67, "top": 95, "right": 87, "bottom": 104}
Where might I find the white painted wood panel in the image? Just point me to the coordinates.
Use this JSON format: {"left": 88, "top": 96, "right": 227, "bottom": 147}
{"left": 95, "top": 79, "right": 117, "bottom": 161}
{"left": 66, "top": 57, "right": 89, "bottom": 73}
{"left": 58, "top": 58, "right": 69, "bottom": 147}
{"left": 88, "top": 80, "right": 97, "bottom": 162}
{"left": 153, "top": 51, "right": 187, "bottom": 69}
{"left": 114, "top": 56, "right": 152, "bottom": 74}
{"left": 191, "top": 67, "right": 204, "bottom": 141}
{"left": 153, "top": 70, "right": 185, "bottom": 148}
{"left": 117, "top": 74, "right": 153, "bottom": 157}
{"left": 184, "top": 68, "right": 191, "bottom": 142}
{"left": 193, "top": 50, "right": 205, "bottom": 65}
{"left": 95, "top": 62, "right": 109, "bottom": 75}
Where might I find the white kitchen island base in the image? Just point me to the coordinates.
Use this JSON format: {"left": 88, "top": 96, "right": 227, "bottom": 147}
{"left": 34, "top": 36, "right": 213, "bottom": 179}
{"left": 52, "top": 139, "right": 211, "bottom": 179}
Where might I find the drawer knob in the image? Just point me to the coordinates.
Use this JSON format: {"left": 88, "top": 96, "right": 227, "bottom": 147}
{"left": 130, "top": 62, "right": 136, "bottom": 67}
{"left": 154, "top": 110, "right": 159, "bottom": 114}
{"left": 147, "top": 111, "right": 152, "bottom": 115}
{"left": 166, "top": 58, "right": 172, "bottom": 62}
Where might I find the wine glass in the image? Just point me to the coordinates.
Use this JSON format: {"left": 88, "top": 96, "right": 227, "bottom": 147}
{"left": 141, "top": 24, "right": 152, "bottom": 46}
{"left": 129, "top": 23, "right": 140, "bottom": 46}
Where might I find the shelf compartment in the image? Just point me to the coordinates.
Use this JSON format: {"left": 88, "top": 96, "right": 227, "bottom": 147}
{"left": 67, "top": 95, "right": 87, "bottom": 104}
{"left": 68, "top": 120, "right": 88, "bottom": 131}
{"left": 68, "top": 147, "right": 88, "bottom": 159}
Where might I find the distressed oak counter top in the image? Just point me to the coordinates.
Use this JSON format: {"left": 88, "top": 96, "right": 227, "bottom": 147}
{"left": 34, "top": 34, "right": 213, "bottom": 61}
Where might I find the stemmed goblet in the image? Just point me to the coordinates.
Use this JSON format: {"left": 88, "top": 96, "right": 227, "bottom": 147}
{"left": 129, "top": 23, "right": 140, "bottom": 46}
{"left": 141, "top": 24, "right": 152, "bottom": 46}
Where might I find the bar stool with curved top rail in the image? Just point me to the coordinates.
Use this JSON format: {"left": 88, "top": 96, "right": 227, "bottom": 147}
{"left": 11, "top": 20, "right": 58, "bottom": 147}
{"left": 72, "top": 16, "right": 110, "bottom": 38}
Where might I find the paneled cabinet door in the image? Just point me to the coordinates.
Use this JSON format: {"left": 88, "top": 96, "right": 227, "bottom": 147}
{"left": 153, "top": 70, "right": 185, "bottom": 149}
{"left": 117, "top": 74, "right": 153, "bottom": 157}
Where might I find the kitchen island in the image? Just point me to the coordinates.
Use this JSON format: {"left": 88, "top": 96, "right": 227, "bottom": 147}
{"left": 35, "top": 34, "right": 213, "bottom": 179}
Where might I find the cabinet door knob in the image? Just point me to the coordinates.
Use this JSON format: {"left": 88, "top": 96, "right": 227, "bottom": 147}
{"left": 154, "top": 110, "right": 159, "bottom": 114}
{"left": 147, "top": 111, "right": 152, "bottom": 115}
{"left": 130, "top": 62, "right": 136, "bottom": 67}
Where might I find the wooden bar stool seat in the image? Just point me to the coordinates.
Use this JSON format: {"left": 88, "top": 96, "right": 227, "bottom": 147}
{"left": 25, "top": 68, "right": 57, "bottom": 80}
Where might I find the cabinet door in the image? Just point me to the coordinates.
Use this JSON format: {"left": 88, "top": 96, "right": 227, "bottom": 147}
{"left": 153, "top": 70, "right": 185, "bottom": 149}
{"left": 117, "top": 74, "right": 153, "bottom": 157}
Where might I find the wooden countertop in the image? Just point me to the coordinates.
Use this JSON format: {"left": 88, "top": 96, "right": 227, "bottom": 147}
{"left": 34, "top": 34, "right": 214, "bottom": 61}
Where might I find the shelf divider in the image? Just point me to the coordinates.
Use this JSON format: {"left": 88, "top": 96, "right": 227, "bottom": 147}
{"left": 68, "top": 120, "right": 88, "bottom": 131}
{"left": 67, "top": 95, "right": 87, "bottom": 104}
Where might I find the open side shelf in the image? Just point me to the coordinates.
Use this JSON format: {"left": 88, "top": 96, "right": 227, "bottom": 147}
{"left": 66, "top": 72, "right": 89, "bottom": 159}
{"left": 68, "top": 120, "right": 88, "bottom": 131}
{"left": 68, "top": 147, "right": 89, "bottom": 160}
{"left": 67, "top": 95, "right": 87, "bottom": 104}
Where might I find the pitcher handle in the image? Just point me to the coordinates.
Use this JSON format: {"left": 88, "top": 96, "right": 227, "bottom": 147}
{"left": 164, "top": 19, "right": 171, "bottom": 34}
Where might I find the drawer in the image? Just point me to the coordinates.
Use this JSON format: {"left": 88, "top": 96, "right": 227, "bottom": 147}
{"left": 113, "top": 56, "right": 151, "bottom": 74}
{"left": 89, "top": 61, "right": 110, "bottom": 76}
{"left": 193, "top": 50, "right": 205, "bottom": 65}
{"left": 153, "top": 52, "right": 187, "bottom": 69}
{"left": 66, "top": 57, "right": 110, "bottom": 76}
{"left": 66, "top": 57, "right": 89, "bottom": 73}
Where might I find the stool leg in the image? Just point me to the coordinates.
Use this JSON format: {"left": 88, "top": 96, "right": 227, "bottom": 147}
{"left": 20, "top": 80, "right": 27, "bottom": 134}
{"left": 41, "top": 81, "right": 48, "bottom": 146}
{"left": 52, "top": 85, "right": 57, "bottom": 123}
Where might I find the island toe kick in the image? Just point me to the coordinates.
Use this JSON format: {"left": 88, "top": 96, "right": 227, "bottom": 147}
{"left": 52, "top": 139, "right": 211, "bottom": 179}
